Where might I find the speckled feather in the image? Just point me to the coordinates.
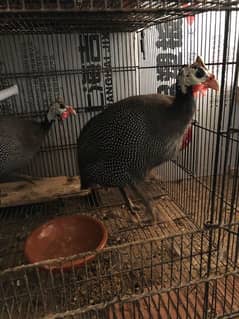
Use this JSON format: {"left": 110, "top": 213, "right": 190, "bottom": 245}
{"left": 78, "top": 92, "right": 195, "bottom": 188}
{"left": 0, "top": 116, "right": 49, "bottom": 178}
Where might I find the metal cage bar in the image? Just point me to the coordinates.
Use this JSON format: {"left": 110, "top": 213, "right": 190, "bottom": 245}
{"left": 0, "top": 1, "right": 239, "bottom": 319}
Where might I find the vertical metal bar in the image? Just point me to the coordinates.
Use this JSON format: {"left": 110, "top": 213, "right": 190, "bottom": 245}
{"left": 35, "top": 267, "right": 47, "bottom": 313}
{"left": 217, "top": 32, "right": 239, "bottom": 228}
{"left": 203, "top": 10, "right": 231, "bottom": 319}
{"left": 223, "top": 37, "right": 239, "bottom": 273}
{"left": 201, "top": 9, "right": 213, "bottom": 227}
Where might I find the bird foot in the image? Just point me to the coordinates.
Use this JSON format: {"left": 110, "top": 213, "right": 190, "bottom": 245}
{"left": 119, "top": 187, "right": 141, "bottom": 215}
{"left": 126, "top": 200, "right": 142, "bottom": 224}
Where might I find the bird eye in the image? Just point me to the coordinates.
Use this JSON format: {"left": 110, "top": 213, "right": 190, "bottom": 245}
{"left": 195, "top": 68, "right": 205, "bottom": 78}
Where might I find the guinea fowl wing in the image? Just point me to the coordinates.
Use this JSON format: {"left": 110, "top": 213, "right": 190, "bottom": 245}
{"left": 1, "top": 117, "right": 45, "bottom": 151}
{"left": 78, "top": 95, "right": 157, "bottom": 166}
{"left": 0, "top": 117, "right": 45, "bottom": 176}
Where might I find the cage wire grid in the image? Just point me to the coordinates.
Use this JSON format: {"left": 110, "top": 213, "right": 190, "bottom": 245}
{"left": 0, "top": 1, "right": 239, "bottom": 318}
{"left": 0, "top": 1, "right": 239, "bottom": 33}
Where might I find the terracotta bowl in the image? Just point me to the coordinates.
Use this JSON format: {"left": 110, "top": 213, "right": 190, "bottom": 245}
{"left": 24, "top": 215, "right": 108, "bottom": 271}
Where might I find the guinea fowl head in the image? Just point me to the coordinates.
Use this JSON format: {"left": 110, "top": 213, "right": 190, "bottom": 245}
{"left": 47, "top": 97, "right": 76, "bottom": 123}
{"left": 177, "top": 56, "right": 219, "bottom": 96}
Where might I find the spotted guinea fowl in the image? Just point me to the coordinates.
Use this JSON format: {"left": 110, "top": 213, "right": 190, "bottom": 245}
{"left": 0, "top": 98, "right": 76, "bottom": 181}
{"left": 78, "top": 56, "right": 219, "bottom": 222}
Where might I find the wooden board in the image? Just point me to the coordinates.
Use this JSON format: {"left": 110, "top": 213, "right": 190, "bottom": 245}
{"left": 0, "top": 176, "right": 90, "bottom": 208}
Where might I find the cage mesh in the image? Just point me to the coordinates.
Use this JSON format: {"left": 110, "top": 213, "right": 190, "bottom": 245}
{"left": 0, "top": 1, "right": 239, "bottom": 318}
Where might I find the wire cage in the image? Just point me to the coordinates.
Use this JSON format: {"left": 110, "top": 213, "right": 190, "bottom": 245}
{"left": 0, "top": 1, "right": 239, "bottom": 318}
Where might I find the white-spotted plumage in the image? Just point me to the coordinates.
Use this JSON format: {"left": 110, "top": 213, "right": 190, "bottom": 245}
{"left": 78, "top": 92, "right": 194, "bottom": 188}
{"left": 78, "top": 57, "right": 219, "bottom": 190}
{"left": 0, "top": 100, "right": 74, "bottom": 179}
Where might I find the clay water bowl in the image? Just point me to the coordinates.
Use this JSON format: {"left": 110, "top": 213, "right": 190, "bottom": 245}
{"left": 24, "top": 214, "right": 108, "bottom": 271}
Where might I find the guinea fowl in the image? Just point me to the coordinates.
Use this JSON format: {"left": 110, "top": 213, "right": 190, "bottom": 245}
{"left": 0, "top": 98, "right": 76, "bottom": 182}
{"left": 78, "top": 56, "right": 219, "bottom": 222}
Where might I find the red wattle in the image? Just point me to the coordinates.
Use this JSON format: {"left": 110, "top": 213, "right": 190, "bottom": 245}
{"left": 192, "top": 83, "right": 208, "bottom": 97}
{"left": 181, "top": 82, "right": 208, "bottom": 150}
{"left": 61, "top": 110, "right": 69, "bottom": 119}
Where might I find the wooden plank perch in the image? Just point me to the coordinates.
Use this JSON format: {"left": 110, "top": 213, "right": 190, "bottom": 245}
{"left": 0, "top": 176, "right": 90, "bottom": 208}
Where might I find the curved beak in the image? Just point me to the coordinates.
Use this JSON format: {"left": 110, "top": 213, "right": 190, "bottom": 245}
{"left": 204, "top": 74, "right": 219, "bottom": 91}
{"left": 66, "top": 106, "right": 77, "bottom": 115}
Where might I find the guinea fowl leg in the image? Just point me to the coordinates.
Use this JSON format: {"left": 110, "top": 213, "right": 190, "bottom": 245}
{"left": 130, "top": 184, "right": 164, "bottom": 224}
{"left": 119, "top": 187, "right": 141, "bottom": 223}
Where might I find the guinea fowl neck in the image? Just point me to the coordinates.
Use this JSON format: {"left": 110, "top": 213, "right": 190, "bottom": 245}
{"left": 175, "top": 83, "right": 195, "bottom": 109}
{"left": 171, "top": 82, "right": 196, "bottom": 125}
{"left": 175, "top": 82, "right": 194, "bottom": 98}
